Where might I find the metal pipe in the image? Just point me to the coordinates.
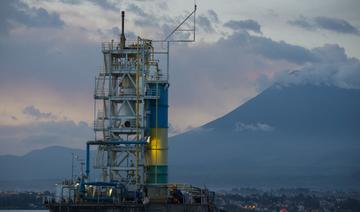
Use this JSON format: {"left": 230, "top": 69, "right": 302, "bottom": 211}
{"left": 86, "top": 143, "right": 90, "bottom": 177}
{"left": 71, "top": 153, "right": 74, "bottom": 181}
{"left": 167, "top": 41, "right": 169, "bottom": 81}
{"left": 120, "top": 11, "right": 126, "bottom": 48}
{"left": 194, "top": 4, "right": 196, "bottom": 41}
{"left": 121, "top": 11, "right": 124, "bottom": 35}
{"left": 87, "top": 141, "right": 147, "bottom": 145}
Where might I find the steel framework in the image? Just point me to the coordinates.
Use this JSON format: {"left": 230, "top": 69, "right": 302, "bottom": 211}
{"left": 87, "top": 5, "right": 197, "bottom": 189}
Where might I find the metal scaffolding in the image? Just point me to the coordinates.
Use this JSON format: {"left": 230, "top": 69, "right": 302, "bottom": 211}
{"left": 88, "top": 5, "right": 197, "bottom": 189}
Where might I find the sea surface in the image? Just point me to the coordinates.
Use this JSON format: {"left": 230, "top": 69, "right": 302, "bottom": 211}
{"left": 0, "top": 210, "right": 48, "bottom": 212}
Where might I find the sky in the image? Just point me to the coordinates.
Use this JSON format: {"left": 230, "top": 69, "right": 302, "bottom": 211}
{"left": 0, "top": 0, "right": 359, "bottom": 155}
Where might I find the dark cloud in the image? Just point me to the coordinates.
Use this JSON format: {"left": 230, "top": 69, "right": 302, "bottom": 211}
{"left": 127, "top": 3, "right": 146, "bottom": 17}
{"left": 289, "top": 16, "right": 359, "bottom": 35}
{"left": 197, "top": 15, "right": 215, "bottom": 33}
{"left": 23, "top": 106, "right": 57, "bottom": 120}
{"left": 314, "top": 16, "right": 359, "bottom": 35}
{"left": 288, "top": 16, "right": 315, "bottom": 30}
{"left": 127, "top": 3, "right": 158, "bottom": 27}
{"left": 0, "top": 0, "right": 64, "bottom": 34}
{"left": 224, "top": 19, "right": 262, "bottom": 34}
{"left": 258, "top": 44, "right": 360, "bottom": 90}
{"left": 207, "top": 10, "right": 219, "bottom": 24}
{"left": 251, "top": 38, "right": 315, "bottom": 64}
{"left": 220, "top": 31, "right": 316, "bottom": 64}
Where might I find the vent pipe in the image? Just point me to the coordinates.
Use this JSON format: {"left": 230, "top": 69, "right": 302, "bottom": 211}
{"left": 120, "top": 11, "right": 126, "bottom": 48}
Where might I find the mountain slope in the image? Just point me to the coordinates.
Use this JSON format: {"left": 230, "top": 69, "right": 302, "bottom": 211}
{"left": 168, "top": 85, "right": 360, "bottom": 189}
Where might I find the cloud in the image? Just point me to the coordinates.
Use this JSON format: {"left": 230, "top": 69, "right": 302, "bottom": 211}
{"left": 207, "top": 10, "right": 219, "bottom": 24}
{"left": 234, "top": 122, "right": 275, "bottom": 132}
{"left": 314, "top": 17, "right": 359, "bottom": 35}
{"left": 0, "top": 1, "right": 358, "bottom": 148}
{"left": 0, "top": 26, "right": 99, "bottom": 96}
{"left": 89, "top": 0, "right": 119, "bottom": 11}
{"left": 111, "top": 26, "right": 121, "bottom": 36}
{"left": 60, "top": 0, "right": 82, "bottom": 4}
{"left": 0, "top": 119, "right": 92, "bottom": 155}
{"left": 127, "top": 3, "right": 147, "bottom": 17}
{"left": 197, "top": 15, "right": 215, "bottom": 33}
{"left": 127, "top": 3, "right": 159, "bottom": 28}
{"left": 220, "top": 31, "right": 316, "bottom": 65}
{"left": 224, "top": 19, "right": 262, "bottom": 34}
{"left": 288, "top": 16, "right": 315, "bottom": 31}
{"left": 0, "top": 0, "right": 64, "bottom": 34}
{"left": 258, "top": 44, "right": 360, "bottom": 90}
{"left": 157, "top": 1, "right": 168, "bottom": 10}
{"left": 196, "top": 10, "right": 220, "bottom": 34}
{"left": 169, "top": 28, "right": 360, "bottom": 129}
{"left": 22, "top": 105, "right": 57, "bottom": 121}
{"left": 169, "top": 30, "right": 308, "bottom": 129}
{"left": 60, "top": 0, "right": 119, "bottom": 11}
{"left": 289, "top": 16, "right": 359, "bottom": 35}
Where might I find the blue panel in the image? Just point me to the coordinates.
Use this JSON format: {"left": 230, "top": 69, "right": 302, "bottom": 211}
{"left": 150, "top": 105, "right": 168, "bottom": 128}
{"left": 149, "top": 83, "right": 168, "bottom": 128}
{"left": 149, "top": 83, "right": 168, "bottom": 106}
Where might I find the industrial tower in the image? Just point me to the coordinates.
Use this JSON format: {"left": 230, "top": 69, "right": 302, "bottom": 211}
{"left": 90, "top": 14, "right": 169, "bottom": 186}
{"left": 89, "top": 6, "right": 196, "bottom": 186}
{"left": 46, "top": 5, "right": 219, "bottom": 212}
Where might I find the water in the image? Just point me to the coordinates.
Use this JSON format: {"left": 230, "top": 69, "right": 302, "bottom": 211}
{"left": 0, "top": 210, "right": 48, "bottom": 212}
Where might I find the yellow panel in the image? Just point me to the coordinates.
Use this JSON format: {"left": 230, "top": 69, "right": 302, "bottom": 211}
{"left": 145, "top": 149, "right": 168, "bottom": 165}
{"left": 145, "top": 128, "right": 168, "bottom": 166}
{"left": 148, "top": 128, "right": 168, "bottom": 149}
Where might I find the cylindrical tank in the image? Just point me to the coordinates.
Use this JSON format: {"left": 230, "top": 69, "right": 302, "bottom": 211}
{"left": 145, "top": 83, "right": 168, "bottom": 184}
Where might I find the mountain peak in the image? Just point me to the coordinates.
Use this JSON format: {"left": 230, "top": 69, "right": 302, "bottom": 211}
{"left": 169, "top": 84, "right": 360, "bottom": 189}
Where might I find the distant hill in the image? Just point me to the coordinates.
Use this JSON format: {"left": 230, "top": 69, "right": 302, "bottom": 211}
{"left": 0, "top": 146, "right": 86, "bottom": 191}
{"left": 168, "top": 85, "right": 360, "bottom": 190}
{"left": 0, "top": 146, "right": 84, "bottom": 180}
{"left": 0, "top": 85, "right": 359, "bottom": 191}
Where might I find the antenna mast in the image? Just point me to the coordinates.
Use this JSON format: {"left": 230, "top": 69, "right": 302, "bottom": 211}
{"left": 120, "top": 11, "right": 126, "bottom": 48}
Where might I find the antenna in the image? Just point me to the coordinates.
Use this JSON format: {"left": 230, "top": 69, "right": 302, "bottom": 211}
{"left": 163, "top": 4, "right": 197, "bottom": 42}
